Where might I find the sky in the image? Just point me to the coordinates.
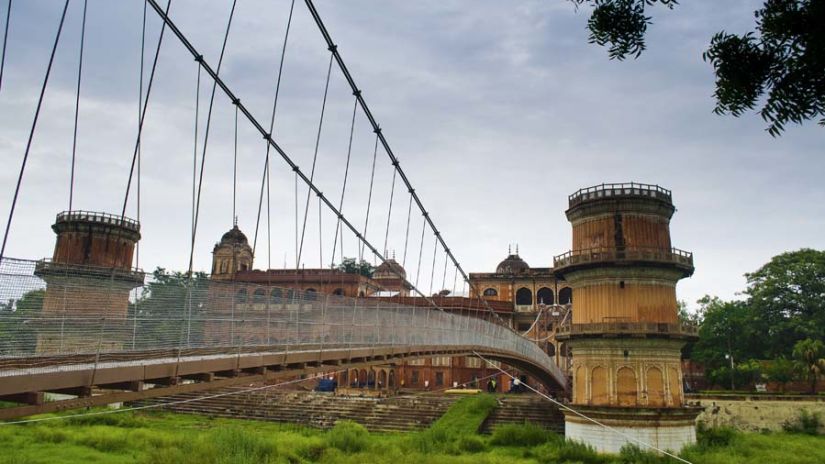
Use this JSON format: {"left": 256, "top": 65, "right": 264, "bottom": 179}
{"left": 0, "top": 0, "right": 822, "bottom": 311}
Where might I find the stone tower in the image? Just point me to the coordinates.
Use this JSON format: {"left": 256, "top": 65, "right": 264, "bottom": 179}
{"left": 554, "top": 183, "right": 700, "bottom": 453}
{"left": 211, "top": 224, "right": 253, "bottom": 280}
{"left": 34, "top": 211, "right": 144, "bottom": 352}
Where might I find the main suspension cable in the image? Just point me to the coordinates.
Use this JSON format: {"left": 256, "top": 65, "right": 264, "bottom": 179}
{"left": 302, "top": 0, "right": 502, "bottom": 323}
{"left": 0, "top": 0, "right": 70, "bottom": 264}
{"left": 145, "top": 0, "right": 441, "bottom": 311}
{"left": 68, "top": 0, "right": 87, "bottom": 213}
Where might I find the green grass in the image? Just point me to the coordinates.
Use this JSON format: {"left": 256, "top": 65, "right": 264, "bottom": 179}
{"left": 0, "top": 396, "right": 823, "bottom": 463}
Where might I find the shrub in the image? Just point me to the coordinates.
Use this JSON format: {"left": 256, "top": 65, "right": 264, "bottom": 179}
{"left": 696, "top": 423, "right": 736, "bottom": 449}
{"left": 534, "top": 439, "right": 607, "bottom": 464}
{"left": 783, "top": 409, "right": 822, "bottom": 435}
{"left": 326, "top": 420, "right": 369, "bottom": 453}
{"left": 66, "top": 411, "right": 147, "bottom": 428}
{"left": 457, "top": 435, "right": 486, "bottom": 453}
{"left": 618, "top": 444, "right": 669, "bottom": 463}
{"left": 489, "top": 422, "right": 557, "bottom": 447}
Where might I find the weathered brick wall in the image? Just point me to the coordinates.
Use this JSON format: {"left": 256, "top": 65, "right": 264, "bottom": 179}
{"left": 693, "top": 396, "right": 825, "bottom": 433}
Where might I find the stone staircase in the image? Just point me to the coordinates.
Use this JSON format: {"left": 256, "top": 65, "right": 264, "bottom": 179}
{"left": 135, "top": 388, "right": 458, "bottom": 433}
{"left": 479, "top": 394, "right": 566, "bottom": 435}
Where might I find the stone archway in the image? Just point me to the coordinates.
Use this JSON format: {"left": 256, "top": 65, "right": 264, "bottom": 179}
{"left": 378, "top": 370, "right": 387, "bottom": 389}
{"left": 388, "top": 369, "right": 396, "bottom": 388}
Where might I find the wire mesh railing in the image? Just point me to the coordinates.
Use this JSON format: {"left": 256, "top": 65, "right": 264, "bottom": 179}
{"left": 0, "top": 258, "right": 565, "bottom": 388}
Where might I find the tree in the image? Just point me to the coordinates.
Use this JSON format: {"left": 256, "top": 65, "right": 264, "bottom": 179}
{"left": 744, "top": 248, "right": 825, "bottom": 359}
{"left": 792, "top": 338, "right": 825, "bottom": 393}
{"left": 336, "top": 258, "right": 375, "bottom": 278}
{"left": 0, "top": 288, "right": 45, "bottom": 355}
{"left": 764, "top": 357, "right": 799, "bottom": 392}
{"left": 571, "top": 0, "right": 825, "bottom": 135}
{"left": 129, "top": 268, "right": 210, "bottom": 349}
{"left": 691, "top": 296, "right": 761, "bottom": 371}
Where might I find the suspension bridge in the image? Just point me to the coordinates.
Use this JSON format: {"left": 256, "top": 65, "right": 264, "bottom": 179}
{"left": 0, "top": 0, "right": 566, "bottom": 420}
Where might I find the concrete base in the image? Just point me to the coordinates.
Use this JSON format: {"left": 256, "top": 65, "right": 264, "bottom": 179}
{"left": 563, "top": 406, "right": 702, "bottom": 454}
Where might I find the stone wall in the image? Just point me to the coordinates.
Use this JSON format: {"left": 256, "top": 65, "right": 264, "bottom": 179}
{"left": 692, "top": 395, "right": 825, "bottom": 433}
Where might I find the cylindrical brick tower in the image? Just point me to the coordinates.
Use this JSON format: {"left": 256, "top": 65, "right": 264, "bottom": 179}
{"left": 34, "top": 211, "right": 144, "bottom": 353}
{"left": 554, "top": 183, "right": 700, "bottom": 453}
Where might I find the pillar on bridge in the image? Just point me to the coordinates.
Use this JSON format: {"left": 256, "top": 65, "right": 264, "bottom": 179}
{"left": 554, "top": 183, "right": 701, "bottom": 453}
{"left": 33, "top": 211, "right": 144, "bottom": 353}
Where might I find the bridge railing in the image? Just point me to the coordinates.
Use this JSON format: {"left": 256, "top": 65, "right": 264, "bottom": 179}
{"left": 0, "top": 258, "right": 564, "bottom": 388}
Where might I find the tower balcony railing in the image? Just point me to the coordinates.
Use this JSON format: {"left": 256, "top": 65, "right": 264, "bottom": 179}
{"left": 55, "top": 210, "right": 141, "bottom": 232}
{"left": 34, "top": 259, "right": 145, "bottom": 284}
{"left": 556, "top": 321, "right": 698, "bottom": 339}
{"left": 568, "top": 183, "right": 672, "bottom": 207}
{"left": 553, "top": 246, "right": 693, "bottom": 270}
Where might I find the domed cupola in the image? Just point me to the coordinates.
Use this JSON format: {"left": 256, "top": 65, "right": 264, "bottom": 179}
{"left": 212, "top": 223, "right": 253, "bottom": 280}
{"left": 219, "top": 225, "right": 249, "bottom": 247}
{"left": 496, "top": 246, "right": 529, "bottom": 274}
{"left": 374, "top": 258, "right": 406, "bottom": 279}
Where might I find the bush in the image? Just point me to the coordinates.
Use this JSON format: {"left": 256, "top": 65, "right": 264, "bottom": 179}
{"left": 783, "top": 409, "right": 822, "bottom": 435}
{"left": 326, "top": 420, "right": 369, "bottom": 453}
{"left": 534, "top": 439, "right": 608, "bottom": 464}
{"left": 696, "top": 423, "right": 736, "bottom": 449}
{"left": 457, "top": 435, "right": 486, "bottom": 453}
{"left": 617, "top": 444, "right": 669, "bottom": 463}
{"left": 489, "top": 422, "right": 557, "bottom": 447}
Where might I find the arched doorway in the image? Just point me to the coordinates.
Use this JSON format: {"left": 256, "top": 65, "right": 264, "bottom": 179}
{"left": 537, "top": 287, "right": 554, "bottom": 305}
{"left": 558, "top": 287, "right": 572, "bottom": 304}
{"left": 515, "top": 287, "right": 532, "bottom": 305}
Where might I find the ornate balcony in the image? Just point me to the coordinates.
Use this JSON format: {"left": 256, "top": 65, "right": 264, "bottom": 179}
{"left": 556, "top": 322, "right": 698, "bottom": 340}
{"left": 553, "top": 246, "right": 694, "bottom": 276}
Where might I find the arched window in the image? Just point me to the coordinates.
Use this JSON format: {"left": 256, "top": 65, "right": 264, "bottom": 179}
{"left": 235, "top": 288, "right": 247, "bottom": 303}
{"left": 270, "top": 288, "right": 282, "bottom": 304}
{"left": 253, "top": 288, "right": 266, "bottom": 303}
{"left": 558, "top": 287, "right": 572, "bottom": 305}
{"left": 304, "top": 288, "right": 317, "bottom": 301}
{"left": 332, "top": 288, "right": 344, "bottom": 296}
{"left": 483, "top": 288, "right": 498, "bottom": 297}
{"left": 546, "top": 343, "right": 556, "bottom": 357}
{"left": 515, "top": 287, "right": 532, "bottom": 305}
{"left": 537, "top": 287, "right": 554, "bottom": 305}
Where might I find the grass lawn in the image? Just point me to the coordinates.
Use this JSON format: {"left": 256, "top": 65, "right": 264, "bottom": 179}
{"left": 0, "top": 395, "right": 823, "bottom": 463}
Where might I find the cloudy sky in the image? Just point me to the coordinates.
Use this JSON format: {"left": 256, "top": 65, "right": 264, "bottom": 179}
{"left": 0, "top": 0, "right": 822, "bottom": 310}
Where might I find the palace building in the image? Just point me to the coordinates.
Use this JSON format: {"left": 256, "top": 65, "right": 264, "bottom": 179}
{"left": 207, "top": 225, "right": 573, "bottom": 393}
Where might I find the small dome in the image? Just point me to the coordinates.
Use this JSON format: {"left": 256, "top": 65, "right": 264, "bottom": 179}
{"left": 220, "top": 225, "right": 249, "bottom": 246}
{"left": 374, "top": 258, "right": 406, "bottom": 279}
{"left": 496, "top": 254, "right": 529, "bottom": 274}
